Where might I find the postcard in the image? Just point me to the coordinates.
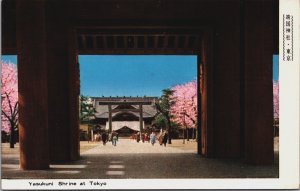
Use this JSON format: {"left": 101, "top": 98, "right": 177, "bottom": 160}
{"left": 1, "top": 0, "right": 299, "bottom": 190}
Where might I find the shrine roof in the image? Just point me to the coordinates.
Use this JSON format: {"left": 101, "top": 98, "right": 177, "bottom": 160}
{"left": 92, "top": 97, "right": 158, "bottom": 119}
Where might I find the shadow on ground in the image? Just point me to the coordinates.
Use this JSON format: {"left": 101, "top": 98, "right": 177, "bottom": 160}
{"left": 2, "top": 152, "right": 279, "bottom": 179}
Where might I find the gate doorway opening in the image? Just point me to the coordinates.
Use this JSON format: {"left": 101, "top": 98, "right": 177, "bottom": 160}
{"left": 78, "top": 55, "right": 199, "bottom": 153}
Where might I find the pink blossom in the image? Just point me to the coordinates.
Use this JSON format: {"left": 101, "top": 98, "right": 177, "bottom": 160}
{"left": 273, "top": 81, "right": 279, "bottom": 118}
{"left": 1, "top": 61, "right": 18, "bottom": 133}
{"left": 170, "top": 80, "right": 197, "bottom": 128}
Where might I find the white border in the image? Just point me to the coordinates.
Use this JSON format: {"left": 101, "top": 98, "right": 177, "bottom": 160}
{"left": 0, "top": 179, "right": 291, "bottom": 190}
{"left": 279, "top": 0, "right": 300, "bottom": 188}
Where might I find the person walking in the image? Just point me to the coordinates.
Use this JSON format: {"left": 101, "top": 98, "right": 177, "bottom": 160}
{"left": 162, "top": 131, "right": 168, "bottom": 147}
{"left": 111, "top": 131, "right": 115, "bottom": 145}
{"left": 145, "top": 133, "right": 149, "bottom": 142}
{"left": 150, "top": 132, "right": 156, "bottom": 146}
{"left": 112, "top": 134, "right": 118, "bottom": 146}
{"left": 158, "top": 132, "right": 163, "bottom": 146}
{"left": 141, "top": 133, "right": 145, "bottom": 143}
{"left": 116, "top": 132, "right": 119, "bottom": 141}
{"left": 95, "top": 132, "right": 100, "bottom": 141}
{"left": 136, "top": 132, "right": 140, "bottom": 143}
{"left": 101, "top": 132, "right": 108, "bottom": 145}
{"left": 108, "top": 132, "right": 112, "bottom": 142}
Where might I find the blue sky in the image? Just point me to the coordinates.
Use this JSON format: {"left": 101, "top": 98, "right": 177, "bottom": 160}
{"left": 1, "top": 55, "right": 17, "bottom": 64}
{"left": 79, "top": 55, "right": 197, "bottom": 97}
{"left": 1, "top": 54, "right": 279, "bottom": 96}
{"left": 273, "top": 55, "right": 279, "bottom": 81}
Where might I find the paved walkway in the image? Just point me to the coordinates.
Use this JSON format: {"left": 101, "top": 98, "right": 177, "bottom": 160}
{"left": 2, "top": 139, "right": 279, "bottom": 179}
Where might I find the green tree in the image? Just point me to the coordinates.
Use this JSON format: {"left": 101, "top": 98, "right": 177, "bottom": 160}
{"left": 155, "top": 89, "right": 174, "bottom": 144}
{"left": 79, "top": 95, "right": 97, "bottom": 142}
{"left": 153, "top": 114, "right": 167, "bottom": 129}
{"left": 79, "top": 95, "right": 96, "bottom": 123}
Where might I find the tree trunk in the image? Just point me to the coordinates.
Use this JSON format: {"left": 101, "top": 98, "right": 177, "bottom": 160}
{"left": 192, "top": 128, "right": 195, "bottom": 140}
{"left": 186, "top": 127, "right": 189, "bottom": 142}
{"left": 182, "top": 128, "right": 185, "bottom": 144}
{"left": 166, "top": 116, "right": 172, "bottom": 144}
{"left": 87, "top": 125, "right": 90, "bottom": 143}
{"left": 9, "top": 123, "right": 14, "bottom": 148}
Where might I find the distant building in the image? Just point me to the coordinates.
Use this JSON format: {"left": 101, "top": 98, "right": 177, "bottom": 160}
{"left": 92, "top": 96, "right": 158, "bottom": 136}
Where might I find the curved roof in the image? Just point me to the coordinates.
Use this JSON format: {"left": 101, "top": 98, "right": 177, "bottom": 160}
{"left": 93, "top": 97, "right": 158, "bottom": 119}
{"left": 95, "top": 110, "right": 154, "bottom": 119}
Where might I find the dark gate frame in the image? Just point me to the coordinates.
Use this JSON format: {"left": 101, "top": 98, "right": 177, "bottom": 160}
{"left": 72, "top": 25, "right": 215, "bottom": 156}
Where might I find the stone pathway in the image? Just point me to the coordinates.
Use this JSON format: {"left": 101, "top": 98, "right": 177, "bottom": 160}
{"left": 1, "top": 139, "right": 279, "bottom": 179}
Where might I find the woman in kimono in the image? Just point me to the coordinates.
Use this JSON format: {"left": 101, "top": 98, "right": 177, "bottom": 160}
{"left": 150, "top": 132, "right": 156, "bottom": 146}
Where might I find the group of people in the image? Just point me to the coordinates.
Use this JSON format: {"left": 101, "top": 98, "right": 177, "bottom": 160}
{"left": 94, "top": 130, "right": 169, "bottom": 147}
{"left": 131, "top": 132, "right": 150, "bottom": 143}
{"left": 131, "top": 130, "right": 169, "bottom": 146}
{"left": 94, "top": 131, "right": 119, "bottom": 146}
{"left": 150, "top": 131, "right": 168, "bottom": 146}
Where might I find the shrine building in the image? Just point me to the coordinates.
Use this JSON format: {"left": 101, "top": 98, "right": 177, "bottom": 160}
{"left": 92, "top": 97, "right": 158, "bottom": 136}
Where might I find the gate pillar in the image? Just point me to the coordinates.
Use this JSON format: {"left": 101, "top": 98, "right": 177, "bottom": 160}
{"left": 46, "top": 1, "right": 79, "bottom": 162}
{"left": 244, "top": 0, "right": 274, "bottom": 164}
{"left": 16, "top": 0, "right": 49, "bottom": 169}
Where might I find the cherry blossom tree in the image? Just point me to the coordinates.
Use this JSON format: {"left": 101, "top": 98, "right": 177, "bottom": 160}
{"left": 170, "top": 80, "right": 197, "bottom": 143}
{"left": 273, "top": 81, "right": 279, "bottom": 118}
{"left": 1, "top": 61, "right": 18, "bottom": 148}
{"left": 273, "top": 81, "right": 279, "bottom": 136}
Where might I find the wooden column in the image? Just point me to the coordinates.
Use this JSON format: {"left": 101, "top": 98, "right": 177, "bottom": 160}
{"left": 45, "top": 1, "right": 79, "bottom": 162}
{"left": 139, "top": 104, "right": 143, "bottom": 140}
{"left": 67, "top": 33, "right": 80, "bottom": 161}
{"left": 108, "top": 104, "right": 112, "bottom": 132}
{"left": 16, "top": 0, "right": 49, "bottom": 169}
{"left": 244, "top": 0, "right": 274, "bottom": 164}
{"left": 197, "top": 56, "right": 202, "bottom": 155}
{"left": 210, "top": 4, "right": 242, "bottom": 158}
{"left": 200, "top": 29, "right": 214, "bottom": 157}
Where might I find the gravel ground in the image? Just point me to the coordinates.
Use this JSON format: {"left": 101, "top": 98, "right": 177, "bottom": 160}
{"left": 1, "top": 139, "right": 279, "bottom": 179}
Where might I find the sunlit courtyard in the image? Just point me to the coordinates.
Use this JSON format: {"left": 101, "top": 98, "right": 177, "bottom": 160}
{"left": 2, "top": 138, "right": 278, "bottom": 179}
